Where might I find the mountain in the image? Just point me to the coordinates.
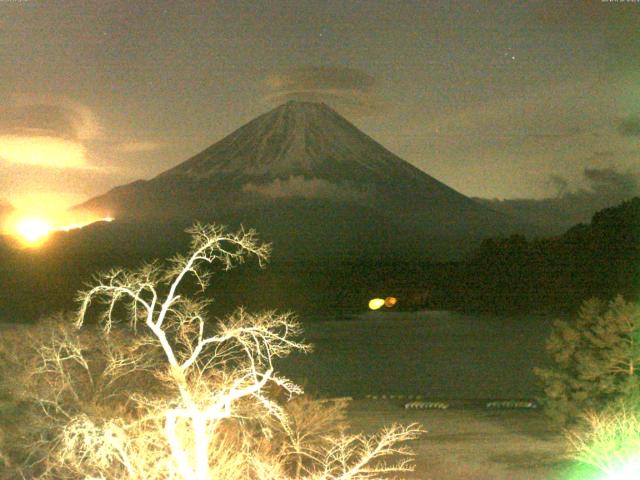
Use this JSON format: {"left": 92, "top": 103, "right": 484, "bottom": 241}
{"left": 75, "top": 101, "right": 528, "bottom": 260}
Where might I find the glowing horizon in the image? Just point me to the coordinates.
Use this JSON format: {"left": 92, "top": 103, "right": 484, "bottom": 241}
{"left": 7, "top": 213, "right": 114, "bottom": 247}
{"left": 14, "top": 217, "right": 52, "bottom": 246}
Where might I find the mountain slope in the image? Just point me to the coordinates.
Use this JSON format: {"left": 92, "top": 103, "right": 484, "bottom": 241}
{"left": 75, "top": 101, "right": 528, "bottom": 259}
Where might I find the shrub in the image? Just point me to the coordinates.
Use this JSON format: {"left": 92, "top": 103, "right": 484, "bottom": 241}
{"left": 534, "top": 296, "right": 640, "bottom": 425}
{"left": 566, "top": 400, "right": 640, "bottom": 476}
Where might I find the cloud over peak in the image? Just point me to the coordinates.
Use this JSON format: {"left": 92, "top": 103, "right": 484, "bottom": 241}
{"left": 264, "top": 65, "right": 386, "bottom": 116}
{"left": 267, "top": 66, "right": 375, "bottom": 92}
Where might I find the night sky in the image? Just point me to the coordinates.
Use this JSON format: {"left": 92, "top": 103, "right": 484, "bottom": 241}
{"left": 1, "top": 0, "right": 639, "bottom": 223}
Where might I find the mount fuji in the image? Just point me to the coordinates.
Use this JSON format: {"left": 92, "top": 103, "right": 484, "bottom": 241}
{"left": 75, "top": 101, "right": 527, "bottom": 260}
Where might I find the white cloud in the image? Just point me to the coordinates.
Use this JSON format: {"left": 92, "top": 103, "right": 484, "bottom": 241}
{"left": 242, "top": 175, "right": 369, "bottom": 201}
{"left": 264, "top": 66, "right": 387, "bottom": 116}
{"left": 0, "top": 96, "right": 102, "bottom": 170}
{"left": 0, "top": 135, "right": 91, "bottom": 169}
{"left": 0, "top": 96, "right": 101, "bottom": 141}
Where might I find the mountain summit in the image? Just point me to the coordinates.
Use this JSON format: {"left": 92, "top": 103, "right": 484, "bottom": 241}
{"left": 159, "top": 101, "right": 450, "bottom": 187}
{"left": 76, "top": 101, "right": 526, "bottom": 259}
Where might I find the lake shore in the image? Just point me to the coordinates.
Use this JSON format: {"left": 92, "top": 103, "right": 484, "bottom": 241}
{"left": 345, "top": 398, "right": 583, "bottom": 480}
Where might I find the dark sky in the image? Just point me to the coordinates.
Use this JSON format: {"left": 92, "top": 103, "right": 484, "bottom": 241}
{"left": 0, "top": 0, "right": 638, "bottom": 221}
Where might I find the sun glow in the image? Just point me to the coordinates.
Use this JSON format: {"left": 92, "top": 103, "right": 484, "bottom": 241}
{"left": 15, "top": 217, "right": 52, "bottom": 245}
{"left": 7, "top": 214, "right": 114, "bottom": 247}
{"left": 58, "top": 216, "right": 114, "bottom": 232}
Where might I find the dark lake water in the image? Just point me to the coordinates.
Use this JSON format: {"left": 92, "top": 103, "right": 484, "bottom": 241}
{"left": 277, "top": 310, "right": 556, "bottom": 400}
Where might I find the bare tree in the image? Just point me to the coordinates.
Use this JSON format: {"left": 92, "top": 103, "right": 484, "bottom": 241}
{"left": 12, "top": 223, "right": 422, "bottom": 480}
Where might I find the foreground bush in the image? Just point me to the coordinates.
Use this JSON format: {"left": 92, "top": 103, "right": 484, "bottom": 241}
{"left": 566, "top": 400, "right": 640, "bottom": 476}
{"left": 0, "top": 223, "right": 422, "bottom": 479}
{"left": 534, "top": 296, "right": 640, "bottom": 425}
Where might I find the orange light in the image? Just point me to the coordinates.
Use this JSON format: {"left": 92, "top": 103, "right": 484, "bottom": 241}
{"left": 58, "top": 217, "right": 113, "bottom": 232}
{"left": 8, "top": 214, "right": 115, "bottom": 247}
{"left": 384, "top": 297, "right": 398, "bottom": 308}
{"left": 0, "top": 135, "right": 88, "bottom": 168}
{"left": 14, "top": 217, "right": 52, "bottom": 246}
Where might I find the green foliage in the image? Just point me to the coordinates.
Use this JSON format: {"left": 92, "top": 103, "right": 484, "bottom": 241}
{"left": 534, "top": 296, "right": 640, "bottom": 425}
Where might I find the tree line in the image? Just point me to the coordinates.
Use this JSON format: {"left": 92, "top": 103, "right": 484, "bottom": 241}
{"left": 430, "top": 197, "right": 640, "bottom": 314}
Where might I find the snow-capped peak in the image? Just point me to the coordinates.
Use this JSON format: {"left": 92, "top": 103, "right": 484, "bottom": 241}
{"left": 157, "top": 101, "right": 433, "bottom": 186}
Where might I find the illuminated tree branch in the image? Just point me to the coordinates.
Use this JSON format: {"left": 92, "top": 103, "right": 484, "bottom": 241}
{"left": 74, "top": 224, "right": 300, "bottom": 480}
{"left": 8, "top": 223, "right": 423, "bottom": 480}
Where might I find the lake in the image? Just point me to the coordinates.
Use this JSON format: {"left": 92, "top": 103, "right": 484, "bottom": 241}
{"left": 278, "top": 310, "right": 557, "bottom": 400}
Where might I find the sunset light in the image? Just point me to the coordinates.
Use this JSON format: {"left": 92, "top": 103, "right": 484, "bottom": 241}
{"left": 9, "top": 215, "right": 114, "bottom": 247}
{"left": 58, "top": 216, "right": 114, "bottom": 232}
{"left": 14, "top": 217, "right": 52, "bottom": 245}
